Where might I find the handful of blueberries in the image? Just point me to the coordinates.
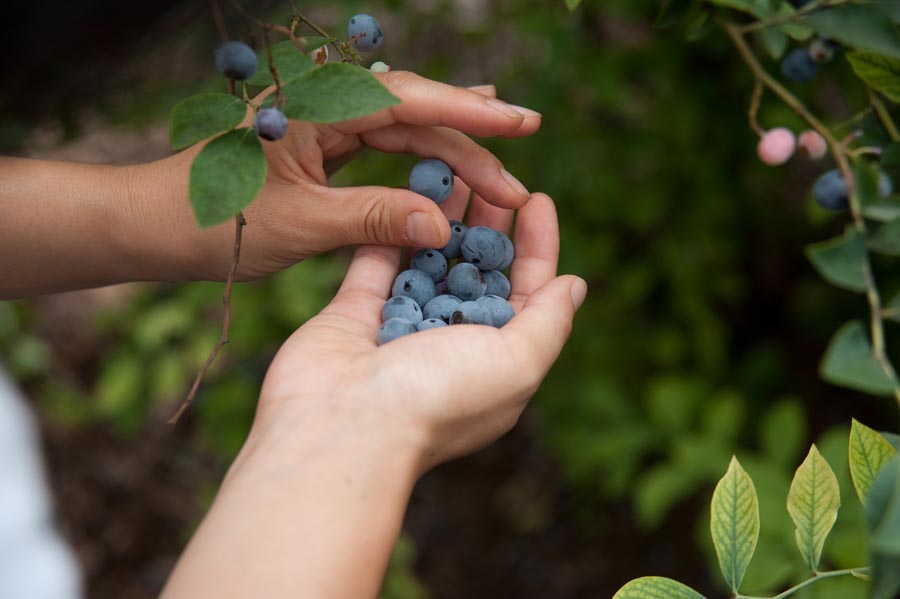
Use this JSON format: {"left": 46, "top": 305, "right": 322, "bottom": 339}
{"left": 378, "top": 159, "right": 517, "bottom": 345}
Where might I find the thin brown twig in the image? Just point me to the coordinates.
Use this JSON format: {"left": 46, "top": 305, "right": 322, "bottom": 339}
{"left": 749, "top": 77, "right": 764, "bottom": 136}
{"left": 870, "top": 91, "right": 900, "bottom": 142}
{"left": 169, "top": 212, "right": 246, "bottom": 425}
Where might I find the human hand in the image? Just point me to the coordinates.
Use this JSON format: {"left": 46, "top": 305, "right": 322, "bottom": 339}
{"left": 249, "top": 190, "right": 585, "bottom": 473}
{"left": 130, "top": 73, "right": 541, "bottom": 283}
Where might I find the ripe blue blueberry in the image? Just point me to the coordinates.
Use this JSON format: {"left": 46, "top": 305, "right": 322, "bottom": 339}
{"left": 215, "top": 41, "right": 258, "bottom": 81}
{"left": 416, "top": 318, "right": 448, "bottom": 331}
{"left": 878, "top": 172, "right": 893, "bottom": 198}
{"left": 812, "top": 169, "right": 848, "bottom": 211}
{"left": 483, "top": 270, "right": 511, "bottom": 300}
{"left": 447, "top": 263, "right": 486, "bottom": 301}
{"left": 460, "top": 226, "right": 506, "bottom": 271}
{"left": 435, "top": 277, "right": 449, "bottom": 295}
{"left": 347, "top": 14, "right": 383, "bottom": 52}
{"left": 440, "top": 221, "right": 468, "bottom": 260}
{"left": 253, "top": 108, "right": 288, "bottom": 141}
{"left": 381, "top": 295, "right": 423, "bottom": 324}
{"left": 450, "top": 301, "right": 492, "bottom": 326}
{"left": 391, "top": 269, "right": 437, "bottom": 308}
{"left": 781, "top": 48, "right": 819, "bottom": 83}
{"left": 409, "top": 159, "right": 454, "bottom": 204}
{"left": 423, "top": 294, "right": 463, "bottom": 323}
{"left": 497, "top": 233, "right": 515, "bottom": 272}
{"left": 411, "top": 249, "right": 448, "bottom": 282}
{"left": 377, "top": 318, "right": 416, "bottom": 345}
{"left": 477, "top": 295, "right": 515, "bottom": 328}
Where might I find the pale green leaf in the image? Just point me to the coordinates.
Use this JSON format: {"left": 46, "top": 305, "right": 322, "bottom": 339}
{"left": 189, "top": 128, "right": 267, "bottom": 228}
{"left": 847, "top": 52, "right": 900, "bottom": 103}
{"left": 850, "top": 418, "right": 899, "bottom": 504}
{"left": 805, "top": 227, "right": 868, "bottom": 293}
{"left": 564, "top": 0, "right": 583, "bottom": 10}
{"left": 169, "top": 93, "right": 247, "bottom": 150}
{"left": 802, "top": 6, "right": 900, "bottom": 59}
{"left": 246, "top": 40, "right": 315, "bottom": 87}
{"left": 281, "top": 63, "right": 400, "bottom": 123}
{"left": 787, "top": 445, "right": 841, "bottom": 571}
{"left": 819, "top": 320, "right": 895, "bottom": 396}
{"left": 613, "top": 576, "right": 706, "bottom": 599}
{"left": 710, "top": 456, "right": 760, "bottom": 593}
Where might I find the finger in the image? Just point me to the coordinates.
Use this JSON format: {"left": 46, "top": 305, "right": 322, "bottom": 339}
{"left": 467, "top": 84, "right": 497, "bottom": 98}
{"left": 465, "top": 192, "right": 515, "bottom": 235}
{"left": 336, "top": 245, "right": 402, "bottom": 300}
{"left": 500, "top": 275, "right": 586, "bottom": 385}
{"left": 361, "top": 124, "right": 531, "bottom": 209}
{"left": 508, "top": 193, "right": 559, "bottom": 310}
{"left": 332, "top": 71, "right": 541, "bottom": 138}
{"left": 322, "top": 245, "right": 402, "bottom": 338}
{"left": 440, "top": 177, "right": 471, "bottom": 222}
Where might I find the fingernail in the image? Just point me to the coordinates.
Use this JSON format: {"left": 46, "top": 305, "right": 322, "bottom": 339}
{"left": 570, "top": 278, "right": 587, "bottom": 310}
{"left": 500, "top": 168, "right": 529, "bottom": 196}
{"left": 486, "top": 98, "right": 523, "bottom": 119}
{"left": 508, "top": 104, "right": 542, "bottom": 118}
{"left": 468, "top": 84, "right": 496, "bottom": 95}
{"left": 406, "top": 212, "right": 442, "bottom": 247}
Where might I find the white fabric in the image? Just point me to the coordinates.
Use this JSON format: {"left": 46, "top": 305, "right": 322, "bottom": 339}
{"left": 0, "top": 366, "right": 83, "bottom": 599}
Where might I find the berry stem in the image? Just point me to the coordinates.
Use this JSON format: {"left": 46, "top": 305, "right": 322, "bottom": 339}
{"left": 749, "top": 77, "right": 764, "bottom": 136}
{"left": 722, "top": 19, "right": 900, "bottom": 416}
{"left": 169, "top": 212, "right": 246, "bottom": 425}
{"left": 870, "top": 90, "right": 900, "bottom": 142}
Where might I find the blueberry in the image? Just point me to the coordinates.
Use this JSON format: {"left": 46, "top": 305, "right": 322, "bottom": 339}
{"left": 440, "top": 221, "right": 469, "bottom": 259}
{"left": 461, "top": 226, "right": 506, "bottom": 271}
{"left": 423, "top": 294, "right": 463, "bottom": 323}
{"left": 253, "top": 108, "right": 288, "bottom": 141}
{"left": 381, "top": 295, "right": 423, "bottom": 324}
{"left": 447, "top": 263, "right": 486, "bottom": 301}
{"left": 409, "top": 159, "right": 454, "bottom": 204}
{"left": 391, "top": 269, "right": 437, "bottom": 308}
{"left": 781, "top": 48, "right": 819, "bottom": 83}
{"left": 483, "top": 270, "right": 511, "bottom": 299}
{"left": 878, "top": 172, "right": 893, "bottom": 198}
{"left": 450, "top": 301, "right": 492, "bottom": 326}
{"left": 808, "top": 38, "right": 836, "bottom": 64}
{"left": 411, "top": 249, "right": 448, "bottom": 282}
{"left": 215, "top": 41, "right": 258, "bottom": 81}
{"left": 477, "top": 295, "right": 515, "bottom": 328}
{"left": 347, "top": 14, "right": 383, "bottom": 52}
{"left": 812, "top": 169, "right": 849, "bottom": 211}
{"left": 497, "top": 233, "right": 515, "bottom": 271}
{"left": 377, "top": 318, "right": 416, "bottom": 345}
{"left": 435, "top": 277, "right": 449, "bottom": 295}
{"left": 417, "top": 318, "right": 448, "bottom": 331}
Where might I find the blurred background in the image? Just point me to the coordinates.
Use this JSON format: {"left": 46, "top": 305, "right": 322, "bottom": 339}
{"left": 1, "top": 0, "right": 897, "bottom": 597}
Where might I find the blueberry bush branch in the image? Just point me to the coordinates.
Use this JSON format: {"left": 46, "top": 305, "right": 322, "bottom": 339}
{"left": 735, "top": 567, "right": 871, "bottom": 599}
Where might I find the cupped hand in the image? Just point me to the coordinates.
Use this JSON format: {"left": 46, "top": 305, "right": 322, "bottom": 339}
{"left": 138, "top": 72, "right": 541, "bottom": 282}
{"left": 250, "top": 191, "right": 585, "bottom": 473}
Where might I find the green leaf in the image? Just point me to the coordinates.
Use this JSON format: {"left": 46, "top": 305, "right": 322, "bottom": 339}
{"left": 612, "top": 576, "right": 706, "bottom": 599}
{"left": 755, "top": 26, "right": 788, "bottom": 60}
{"left": 868, "top": 459, "right": 900, "bottom": 555}
{"left": 802, "top": 6, "right": 900, "bottom": 59}
{"left": 786, "top": 445, "right": 841, "bottom": 571}
{"left": 805, "top": 227, "right": 868, "bottom": 293}
{"left": 189, "top": 128, "right": 267, "bottom": 228}
{"left": 169, "top": 93, "right": 247, "bottom": 150}
{"left": 820, "top": 320, "right": 895, "bottom": 396}
{"left": 850, "top": 418, "right": 899, "bottom": 504}
{"left": 564, "top": 0, "right": 582, "bottom": 10}
{"left": 865, "top": 0, "right": 900, "bottom": 24}
{"left": 246, "top": 40, "right": 316, "bottom": 87}
{"left": 870, "top": 215, "right": 900, "bottom": 255}
{"left": 654, "top": 0, "right": 693, "bottom": 30}
{"left": 847, "top": 52, "right": 900, "bottom": 103}
{"left": 281, "top": 63, "right": 400, "bottom": 123}
{"left": 882, "top": 432, "right": 900, "bottom": 452}
{"left": 710, "top": 456, "right": 760, "bottom": 593}
{"left": 862, "top": 199, "right": 900, "bottom": 223}
{"left": 297, "top": 36, "right": 333, "bottom": 51}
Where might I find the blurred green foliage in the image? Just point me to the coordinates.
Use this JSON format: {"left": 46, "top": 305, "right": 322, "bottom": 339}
{"left": 2, "top": 0, "right": 900, "bottom": 596}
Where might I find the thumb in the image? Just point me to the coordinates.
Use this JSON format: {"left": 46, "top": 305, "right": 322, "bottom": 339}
{"left": 318, "top": 185, "right": 451, "bottom": 249}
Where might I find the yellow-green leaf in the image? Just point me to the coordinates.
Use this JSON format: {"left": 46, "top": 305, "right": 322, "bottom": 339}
{"left": 787, "top": 445, "right": 841, "bottom": 571}
{"left": 847, "top": 52, "right": 900, "bottom": 103}
{"left": 613, "top": 576, "right": 706, "bottom": 599}
{"left": 710, "top": 456, "right": 760, "bottom": 593}
{"left": 850, "top": 418, "right": 899, "bottom": 504}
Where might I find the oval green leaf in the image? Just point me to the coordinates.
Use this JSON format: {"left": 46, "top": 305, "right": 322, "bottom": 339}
{"left": 847, "top": 52, "right": 900, "bottom": 103}
{"left": 281, "top": 63, "right": 400, "bottom": 123}
{"left": 805, "top": 226, "right": 868, "bottom": 293}
{"left": 246, "top": 40, "right": 315, "bottom": 87}
{"left": 189, "top": 128, "right": 267, "bottom": 228}
{"left": 867, "top": 459, "right": 900, "bottom": 599}
{"left": 169, "top": 92, "right": 247, "bottom": 150}
{"left": 802, "top": 6, "right": 900, "bottom": 59}
{"left": 710, "top": 456, "right": 759, "bottom": 593}
{"left": 819, "top": 320, "right": 895, "bottom": 396}
{"left": 613, "top": 576, "right": 706, "bottom": 599}
{"left": 787, "top": 445, "right": 841, "bottom": 571}
{"left": 850, "top": 418, "right": 899, "bottom": 504}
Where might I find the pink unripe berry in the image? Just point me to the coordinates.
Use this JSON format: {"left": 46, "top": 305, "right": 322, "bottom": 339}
{"left": 797, "top": 130, "right": 827, "bottom": 160}
{"left": 757, "top": 127, "right": 796, "bottom": 166}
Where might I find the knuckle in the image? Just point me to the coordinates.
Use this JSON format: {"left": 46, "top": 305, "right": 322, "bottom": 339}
{"left": 381, "top": 70, "right": 417, "bottom": 92}
{"left": 361, "top": 196, "right": 395, "bottom": 245}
